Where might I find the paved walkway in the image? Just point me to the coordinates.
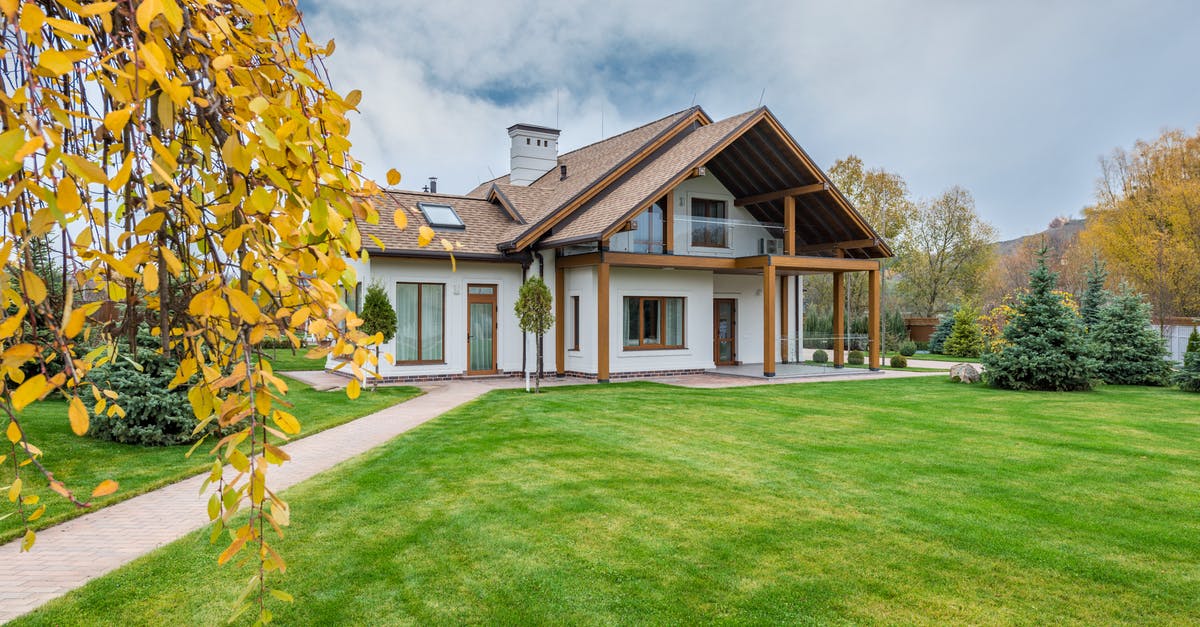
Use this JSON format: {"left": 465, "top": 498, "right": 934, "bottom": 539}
{"left": 0, "top": 367, "right": 948, "bottom": 621}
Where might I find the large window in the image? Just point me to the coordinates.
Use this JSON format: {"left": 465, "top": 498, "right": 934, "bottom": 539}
{"left": 623, "top": 296, "right": 685, "bottom": 349}
{"left": 568, "top": 295, "right": 580, "bottom": 351}
{"left": 395, "top": 282, "right": 444, "bottom": 363}
{"left": 691, "top": 198, "right": 727, "bottom": 248}
{"left": 626, "top": 199, "right": 666, "bottom": 253}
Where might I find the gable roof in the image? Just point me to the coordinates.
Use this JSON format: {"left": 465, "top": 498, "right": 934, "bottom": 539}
{"left": 362, "top": 190, "right": 517, "bottom": 259}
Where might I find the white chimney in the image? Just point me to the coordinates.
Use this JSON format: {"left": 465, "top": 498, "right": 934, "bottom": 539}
{"left": 507, "top": 123, "right": 560, "bottom": 186}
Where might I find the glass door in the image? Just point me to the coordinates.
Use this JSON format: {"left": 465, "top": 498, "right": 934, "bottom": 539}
{"left": 713, "top": 299, "right": 737, "bottom": 365}
{"left": 467, "top": 285, "right": 497, "bottom": 375}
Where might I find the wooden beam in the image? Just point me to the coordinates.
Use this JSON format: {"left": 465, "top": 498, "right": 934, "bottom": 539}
{"left": 780, "top": 276, "right": 789, "bottom": 364}
{"left": 749, "top": 255, "right": 880, "bottom": 272}
{"left": 554, "top": 252, "right": 601, "bottom": 268}
{"left": 832, "top": 271, "right": 845, "bottom": 368}
{"left": 793, "top": 238, "right": 880, "bottom": 255}
{"left": 869, "top": 267, "right": 881, "bottom": 371}
{"left": 664, "top": 193, "right": 674, "bottom": 254}
{"left": 555, "top": 267, "right": 565, "bottom": 376}
{"left": 763, "top": 263, "right": 776, "bottom": 377}
{"left": 597, "top": 262, "right": 610, "bottom": 383}
{"left": 735, "top": 182, "right": 827, "bottom": 207}
{"left": 784, "top": 195, "right": 796, "bottom": 256}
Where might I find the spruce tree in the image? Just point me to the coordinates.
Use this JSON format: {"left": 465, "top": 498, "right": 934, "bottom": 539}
{"left": 1177, "top": 353, "right": 1200, "bottom": 393}
{"left": 942, "top": 304, "right": 984, "bottom": 358}
{"left": 928, "top": 306, "right": 958, "bottom": 354}
{"left": 1090, "top": 286, "right": 1171, "bottom": 386}
{"left": 1080, "top": 255, "right": 1109, "bottom": 331}
{"left": 359, "top": 282, "right": 397, "bottom": 389}
{"left": 1187, "top": 327, "right": 1200, "bottom": 355}
{"left": 982, "top": 251, "right": 1097, "bottom": 391}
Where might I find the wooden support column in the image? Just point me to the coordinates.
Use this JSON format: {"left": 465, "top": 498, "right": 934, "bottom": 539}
{"left": 663, "top": 193, "right": 674, "bottom": 254}
{"left": 832, "top": 271, "right": 845, "bottom": 368}
{"left": 597, "top": 262, "right": 610, "bottom": 383}
{"left": 868, "top": 266, "right": 881, "bottom": 370}
{"left": 555, "top": 267, "right": 565, "bottom": 377}
{"left": 783, "top": 195, "right": 795, "bottom": 256}
{"left": 763, "top": 263, "right": 776, "bottom": 377}
{"left": 780, "top": 275, "right": 789, "bottom": 363}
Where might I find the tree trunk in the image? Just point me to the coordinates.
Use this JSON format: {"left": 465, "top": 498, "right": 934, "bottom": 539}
{"left": 535, "top": 331, "right": 543, "bottom": 393}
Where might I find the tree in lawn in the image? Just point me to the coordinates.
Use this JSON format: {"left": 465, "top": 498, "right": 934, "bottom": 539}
{"left": 1079, "top": 255, "right": 1109, "bottom": 331}
{"left": 1089, "top": 286, "right": 1171, "bottom": 386}
{"left": 928, "top": 307, "right": 958, "bottom": 354}
{"left": 359, "top": 283, "right": 398, "bottom": 390}
{"left": 1187, "top": 327, "right": 1200, "bottom": 355}
{"left": 982, "top": 251, "right": 1098, "bottom": 391}
{"left": 942, "top": 303, "right": 985, "bottom": 358}
{"left": 0, "top": 1, "right": 443, "bottom": 620}
{"left": 1177, "top": 351, "right": 1200, "bottom": 393}
{"left": 515, "top": 276, "right": 554, "bottom": 392}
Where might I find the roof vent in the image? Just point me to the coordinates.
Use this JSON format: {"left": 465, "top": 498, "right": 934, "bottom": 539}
{"left": 559, "top": 164, "right": 567, "bottom": 180}
{"left": 507, "top": 123, "right": 560, "bottom": 186}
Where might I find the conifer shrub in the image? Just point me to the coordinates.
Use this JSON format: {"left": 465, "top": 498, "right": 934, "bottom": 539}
{"left": 898, "top": 341, "right": 917, "bottom": 357}
{"left": 848, "top": 350, "right": 865, "bottom": 365}
{"left": 812, "top": 349, "right": 829, "bottom": 363}
{"left": 890, "top": 354, "right": 908, "bottom": 368}
{"left": 1176, "top": 353, "right": 1200, "bottom": 393}
{"left": 942, "top": 305, "right": 984, "bottom": 358}
{"left": 87, "top": 346, "right": 197, "bottom": 446}
{"left": 982, "top": 252, "right": 1097, "bottom": 391}
{"left": 1090, "top": 287, "right": 1171, "bottom": 386}
{"left": 928, "top": 308, "right": 957, "bottom": 354}
{"left": 1187, "top": 327, "right": 1200, "bottom": 355}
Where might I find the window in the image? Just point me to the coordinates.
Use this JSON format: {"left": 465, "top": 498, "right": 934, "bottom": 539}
{"left": 395, "top": 282, "right": 444, "bottom": 363}
{"left": 417, "top": 202, "right": 465, "bottom": 229}
{"left": 691, "top": 198, "right": 727, "bottom": 248}
{"left": 568, "top": 296, "right": 580, "bottom": 351}
{"left": 344, "top": 282, "right": 362, "bottom": 314}
{"left": 625, "top": 198, "right": 666, "bottom": 253}
{"left": 623, "top": 297, "right": 684, "bottom": 349}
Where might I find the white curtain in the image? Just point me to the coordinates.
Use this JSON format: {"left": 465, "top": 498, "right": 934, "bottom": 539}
{"left": 395, "top": 283, "right": 418, "bottom": 361}
{"left": 666, "top": 298, "right": 684, "bottom": 346}
{"left": 420, "top": 284, "right": 444, "bottom": 361}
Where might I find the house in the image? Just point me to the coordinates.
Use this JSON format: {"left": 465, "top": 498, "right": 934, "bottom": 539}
{"left": 340, "top": 106, "right": 892, "bottom": 382}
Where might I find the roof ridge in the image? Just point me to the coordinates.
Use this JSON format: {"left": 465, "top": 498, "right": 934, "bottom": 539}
{"left": 382, "top": 189, "right": 486, "bottom": 201}
{"left": 555, "top": 105, "right": 703, "bottom": 161}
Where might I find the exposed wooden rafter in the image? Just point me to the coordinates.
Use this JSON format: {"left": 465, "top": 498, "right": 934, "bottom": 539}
{"left": 734, "top": 182, "right": 828, "bottom": 207}
{"left": 793, "top": 238, "right": 881, "bottom": 255}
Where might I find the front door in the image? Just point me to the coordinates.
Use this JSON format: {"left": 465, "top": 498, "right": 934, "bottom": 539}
{"left": 467, "top": 284, "right": 497, "bottom": 375}
{"left": 714, "top": 298, "right": 737, "bottom": 365}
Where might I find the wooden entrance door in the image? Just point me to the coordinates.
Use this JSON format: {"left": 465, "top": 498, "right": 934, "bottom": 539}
{"left": 713, "top": 298, "right": 737, "bottom": 365}
{"left": 467, "top": 284, "right": 497, "bottom": 375}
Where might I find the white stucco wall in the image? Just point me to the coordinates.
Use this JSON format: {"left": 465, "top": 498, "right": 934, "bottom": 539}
{"left": 335, "top": 257, "right": 558, "bottom": 378}
{"left": 562, "top": 265, "right": 597, "bottom": 374}
{"left": 609, "top": 267, "right": 715, "bottom": 373}
{"left": 671, "top": 173, "right": 775, "bottom": 257}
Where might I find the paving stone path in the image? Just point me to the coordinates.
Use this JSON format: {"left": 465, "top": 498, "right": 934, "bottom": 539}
{"left": 0, "top": 367, "right": 944, "bottom": 622}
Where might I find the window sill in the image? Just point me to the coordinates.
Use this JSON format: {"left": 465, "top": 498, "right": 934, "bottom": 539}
{"left": 622, "top": 345, "right": 687, "bottom": 352}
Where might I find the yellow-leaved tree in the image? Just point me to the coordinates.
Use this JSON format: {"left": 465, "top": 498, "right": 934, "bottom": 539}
{"left": 0, "top": 0, "right": 415, "bottom": 620}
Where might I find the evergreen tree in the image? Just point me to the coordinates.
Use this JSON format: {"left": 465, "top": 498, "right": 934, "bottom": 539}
{"left": 942, "top": 303, "right": 984, "bottom": 358}
{"left": 1080, "top": 255, "right": 1109, "bottom": 331}
{"left": 1090, "top": 286, "right": 1171, "bottom": 386}
{"left": 928, "top": 306, "right": 958, "bottom": 354}
{"left": 1176, "top": 353, "right": 1200, "bottom": 393}
{"left": 359, "top": 282, "right": 397, "bottom": 389}
{"left": 982, "top": 250, "right": 1097, "bottom": 391}
{"left": 514, "top": 276, "right": 554, "bottom": 392}
{"left": 1187, "top": 327, "right": 1200, "bottom": 355}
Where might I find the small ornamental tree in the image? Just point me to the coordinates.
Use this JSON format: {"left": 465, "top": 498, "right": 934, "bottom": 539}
{"left": 1080, "top": 255, "right": 1109, "bottom": 331}
{"left": 942, "top": 303, "right": 984, "bottom": 358}
{"left": 359, "top": 283, "right": 398, "bottom": 389}
{"left": 982, "top": 251, "right": 1098, "bottom": 391}
{"left": 514, "top": 276, "right": 554, "bottom": 392}
{"left": 928, "top": 307, "right": 957, "bottom": 354}
{"left": 1090, "top": 286, "right": 1171, "bottom": 386}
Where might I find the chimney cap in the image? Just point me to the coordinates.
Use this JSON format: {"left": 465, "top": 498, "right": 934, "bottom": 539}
{"left": 507, "top": 123, "right": 560, "bottom": 136}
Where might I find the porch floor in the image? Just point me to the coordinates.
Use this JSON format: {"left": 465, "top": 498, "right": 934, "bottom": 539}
{"left": 711, "top": 362, "right": 880, "bottom": 379}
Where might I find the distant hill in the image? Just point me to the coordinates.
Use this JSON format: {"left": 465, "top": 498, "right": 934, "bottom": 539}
{"left": 994, "top": 217, "right": 1087, "bottom": 257}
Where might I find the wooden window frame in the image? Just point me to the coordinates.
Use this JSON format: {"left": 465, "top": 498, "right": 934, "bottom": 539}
{"left": 622, "top": 296, "right": 686, "bottom": 351}
{"left": 396, "top": 281, "right": 445, "bottom": 365}
{"left": 569, "top": 295, "right": 580, "bottom": 351}
{"left": 690, "top": 197, "right": 728, "bottom": 248}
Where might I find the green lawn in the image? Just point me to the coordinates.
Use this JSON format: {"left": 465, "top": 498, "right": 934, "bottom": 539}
{"left": 258, "top": 347, "right": 327, "bottom": 371}
{"left": 801, "top": 359, "right": 943, "bottom": 373}
{"left": 0, "top": 377, "right": 420, "bottom": 543}
{"left": 15, "top": 377, "right": 1200, "bottom": 624}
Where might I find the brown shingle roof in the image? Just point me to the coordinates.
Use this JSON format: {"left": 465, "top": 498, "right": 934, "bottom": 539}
{"left": 361, "top": 190, "right": 518, "bottom": 258}
{"left": 541, "top": 110, "right": 759, "bottom": 246}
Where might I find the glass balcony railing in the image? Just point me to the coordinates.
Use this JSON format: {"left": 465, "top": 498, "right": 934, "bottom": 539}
{"left": 607, "top": 215, "right": 786, "bottom": 257}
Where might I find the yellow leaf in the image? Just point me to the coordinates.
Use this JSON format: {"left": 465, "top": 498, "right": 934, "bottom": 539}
{"left": 226, "top": 288, "right": 261, "bottom": 323}
{"left": 7, "top": 477, "right": 20, "bottom": 502}
{"left": 135, "top": 0, "right": 161, "bottom": 31}
{"left": 21, "top": 271, "right": 47, "bottom": 305}
{"left": 27, "top": 504, "right": 45, "bottom": 521}
{"left": 386, "top": 168, "right": 401, "bottom": 186}
{"left": 229, "top": 448, "right": 249, "bottom": 472}
{"left": 289, "top": 308, "right": 310, "bottom": 327}
{"left": 91, "top": 479, "right": 119, "bottom": 498}
{"left": 417, "top": 226, "right": 435, "bottom": 247}
{"left": 57, "top": 177, "right": 83, "bottom": 212}
{"left": 144, "top": 263, "right": 160, "bottom": 292}
{"left": 346, "top": 377, "right": 361, "bottom": 400}
{"left": 104, "top": 108, "right": 131, "bottom": 133}
{"left": 64, "top": 308, "right": 87, "bottom": 338}
{"left": 135, "top": 212, "right": 165, "bottom": 235}
{"left": 0, "top": 0, "right": 17, "bottom": 21}
{"left": 393, "top": 209, "right": 408, "bottom": 230}
{"left": 272, "top": 410, "right": 301, "bottom": 435}
{"left": 249, "top": 96, "right": 269, "bottom": 115}
{"left": 20, "top": 529, "right": 34, "bottom": 552}
{"left": 69, "top": 395, "right": 89, "bottom": 436}
{"left": 76, "top": 1, "right": 117, "bottom": 17}
{"left": 208, "top": 493, "right": 220, "bottom": 520}
{"left": 212, "top": 54, "right": 233, "bottom": 70}
{"left": 19, "top": 3, "right": 43, "bottom": 33}
{"left": 38, "top": 50, "right": 75, "bottom": 76}
{"left": 6, "top": 421, "right": 20, "bottom": 443}
{"left": 12, "top": 374, "right": 47, "bottom": 411}
{"left": 270, "top": 589, "right": 294, "bottom": 603}
{"left": 344, "top": 89, "right": 363, "bottom": 108}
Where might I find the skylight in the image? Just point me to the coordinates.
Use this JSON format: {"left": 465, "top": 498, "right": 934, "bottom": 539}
{"left": 417, "top": 202, "right": 464, "bottom": 229}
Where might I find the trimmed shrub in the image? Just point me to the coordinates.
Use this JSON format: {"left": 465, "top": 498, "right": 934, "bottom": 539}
{"left": 86, "top": 347, "right": 199, "bottom": 446}
{"left": 943, "top": 305, "right": 984, "bottom": 358}
{"left": 1089, "top": 287, "right": 1170, "bottom": 386}
{"left": 1176, "top": 352, "right": 1200, "bottom": 392}
{"left": 812, "top": 349, "right": 829, "bottom": 364}
{"left": 890, "top": 354, "right": 908, "bottom": 368}
{"left": 898, "top": 341, "right": 917, "bottom": 357}
{"left": 848, "top": 350, "right": 865, "bottom": 365}
{"left": 982, "top": 252, "right": 1097, "bottom": 391}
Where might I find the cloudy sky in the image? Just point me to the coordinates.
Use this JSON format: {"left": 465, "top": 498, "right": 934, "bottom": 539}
{"left": 303, "top": 0, "right": 1200, "bottom": 240}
